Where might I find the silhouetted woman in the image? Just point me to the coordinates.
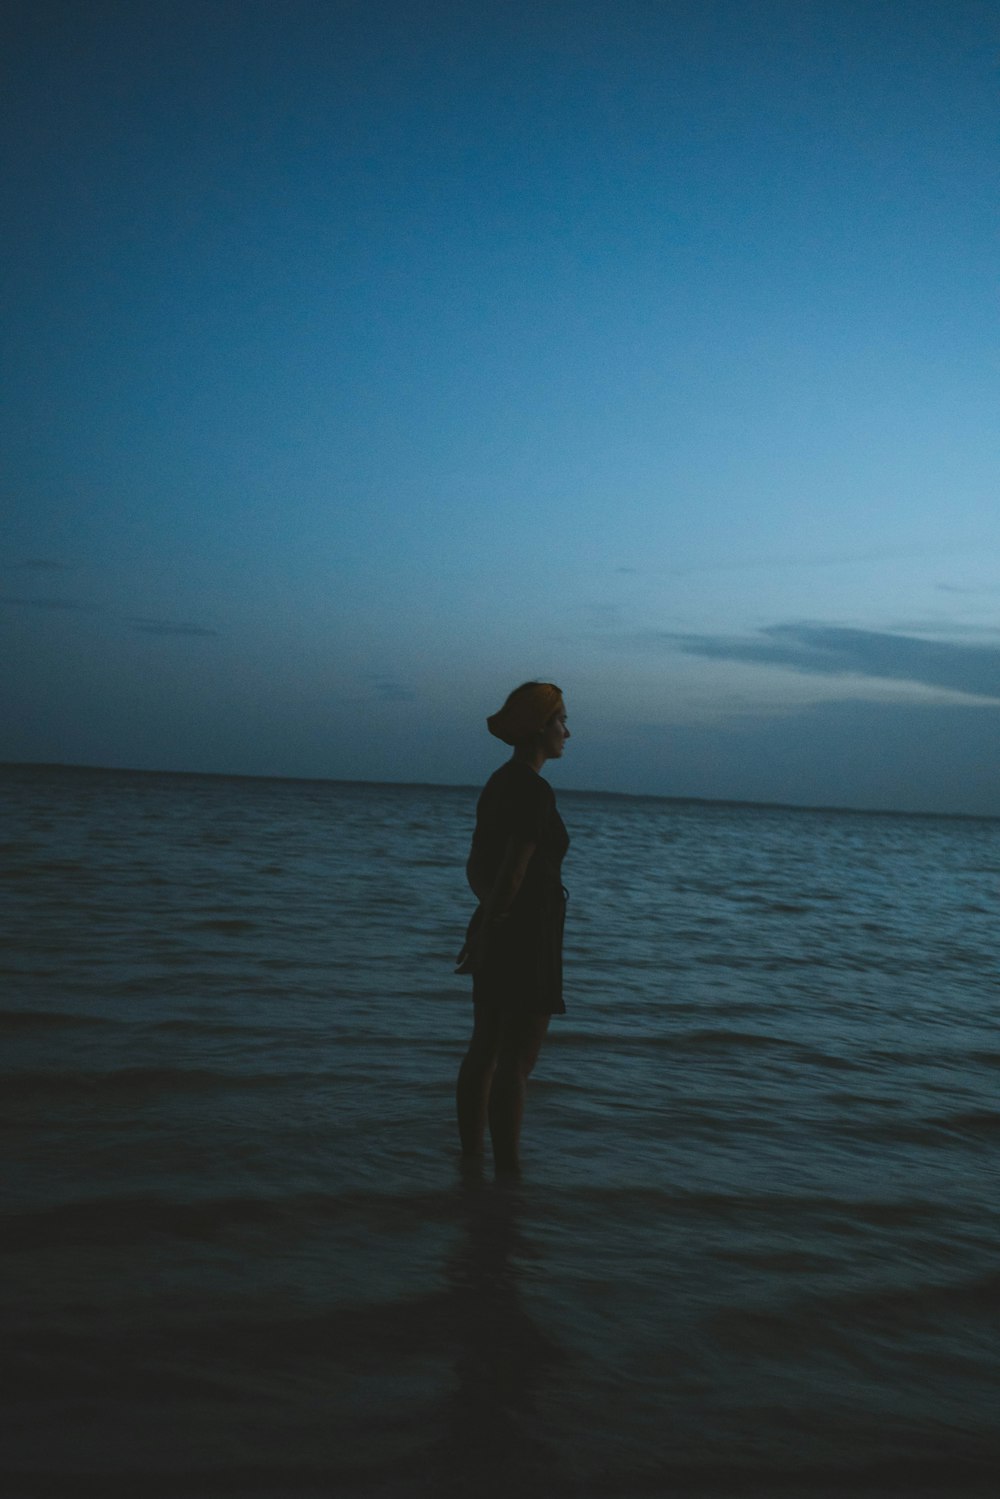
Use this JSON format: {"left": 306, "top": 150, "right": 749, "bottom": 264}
{"left": 455, "top": 682, "right": 570, "bottom": 1174}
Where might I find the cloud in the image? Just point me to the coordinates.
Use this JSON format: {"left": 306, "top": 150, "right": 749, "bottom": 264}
{"left": 371, "top": 679, "right": 415, "bottom": 702}
{"left": 2, "top": 594, "right": 219, "bottom": 636}
{"left": 652, "top": 624, "right": 1000, "bottom": 701}
{"left": 0, "top": 595, "right": 96, "bottom": 611}
{"left": 615, "top": 697, "right": 1000, "bottom": 817}
{"left": 886, "top": 619, "right": 1000, "bottom": 637}
{"left": 126, "top": 617, "right": 219, "bottom": 637}
{"left": 582, "top": 601, "right": 625, "bottom": 629}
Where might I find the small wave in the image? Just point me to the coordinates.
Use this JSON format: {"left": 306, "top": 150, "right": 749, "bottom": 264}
{"left": 0, "top": 1009, "right": 109, "bottom": 1031}
{"left": 833, "top": 1117, "right": 971, "bottom": 1147}
{"left": 928, "top": 1109, "right": 1000, "bottom": 1139}
{"left": 2, "top": 1192, "right": 294, "bottom": 1250}
{"left": 556, "top": 1183, "right": 942, "bottom": 1227}
{"left": 672, "top": 1027, "right": 795, "bottom": 1050}
{"left": 190, "top": 918, "right": 257, "bottom": 933}
{"left": 550, "top": 1027, "right": 855, "bottom": 1070}
{"left": 3, "top": 1065, "right": 331, "bottom": 1099}
{"left": 713, "top": 1246, "right": 839, "bottom": 1272}
{"left": 149, "top": 1017, "right": 271, "bottom": 1037}
{"left": 968, "top": 1049, "right": 1000, "bottom": 1070}
{"left": 551, "top": 1028, "right": 793, "bottom": 1050}
{"left": 764, "top": 1269, "right": 1000, "bottom": 1336}
{"left": 0, "top": 858, "right": 88, "bottom": 878}
{"left": 2, "top": 1185, "right": 463, "bottom": 1251}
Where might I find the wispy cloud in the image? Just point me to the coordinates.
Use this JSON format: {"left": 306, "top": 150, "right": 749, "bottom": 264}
{"left": 0, "top": 595, "right": 96, "bottom": 611}
{"left": 622, "top": 547, "right": 974, "bottom": 582}
{"left": 646, "top": 624, "right": 1000, "bottom": 701}
{"left": 886, "top": 619, "right": 1000, "bottom": 637}
{"left": 371, "top": 679, "right": 416, "bottom": 702}
{"left": 582, "top": 601, "right": 625, "bottom": 630}
{"left": 125, "top": 617, "right": 220, "bottom": 637}
{"left": 937, "top": 581, "right": 1000, "bottom": 596}
{"left": 662, "top": 547, "right": 937, "bottom": 578}
{"left": 1, "top": 593, "right": 218, "bottom": 636}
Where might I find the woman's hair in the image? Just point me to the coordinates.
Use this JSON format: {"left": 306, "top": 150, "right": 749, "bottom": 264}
{"left": 486, "top": 681, "right": 564, "bottom": 745}
{"left": 509, "top": 680, "right": 562, "bottom": 701}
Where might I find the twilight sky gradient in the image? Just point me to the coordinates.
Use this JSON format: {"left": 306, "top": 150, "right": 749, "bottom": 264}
{"left": 3, "top": 0, "right": 998, "bottom": 814}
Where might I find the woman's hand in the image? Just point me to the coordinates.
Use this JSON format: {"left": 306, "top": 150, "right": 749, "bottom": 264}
{"left": 454, "top": 912, "right": 508, "bottom": 974}
{"left": 455, "top": 837, "right": 534, "bottom": 975}
{"left": 453, "top": 941, "right": 478, "bottom": 976}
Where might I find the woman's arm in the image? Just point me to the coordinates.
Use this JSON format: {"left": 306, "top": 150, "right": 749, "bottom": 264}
{"left": 456, "top": 836, "right": 536, "bottom": 974}
{"left": 480, "top": 835, "right": 536, "bottom": 920}
{"left": 466, "top": 846, "right": 491, "bottom": 903}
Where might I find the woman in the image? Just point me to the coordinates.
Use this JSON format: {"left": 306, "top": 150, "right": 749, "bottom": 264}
{"left": 455, "top": 681, "right": 570, "bottom": 1174}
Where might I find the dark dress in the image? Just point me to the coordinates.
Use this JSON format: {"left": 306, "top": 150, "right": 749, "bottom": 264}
{"left": 464, "top": 760, "right": 569, "bottom": 1016}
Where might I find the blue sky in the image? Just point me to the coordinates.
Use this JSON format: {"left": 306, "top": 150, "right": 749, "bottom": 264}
{"left": 2, "top": 0, "right": 998, "bottom": 813}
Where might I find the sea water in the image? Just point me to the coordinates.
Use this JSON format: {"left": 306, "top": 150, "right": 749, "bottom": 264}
{"left": 2, "top": 764, "right": 998, "bottom": 1497}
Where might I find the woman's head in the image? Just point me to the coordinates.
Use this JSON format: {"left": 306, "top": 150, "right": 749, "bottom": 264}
{"left": 486, "top": 681, "right": 569, "bottom": 758}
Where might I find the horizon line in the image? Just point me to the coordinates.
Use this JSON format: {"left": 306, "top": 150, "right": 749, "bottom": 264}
{"left": 2, "top": 759, "right": 996, "bottom": 825}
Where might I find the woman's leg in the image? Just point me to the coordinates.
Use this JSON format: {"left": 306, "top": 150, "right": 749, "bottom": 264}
{"left": 456, "top": 999, "right": 503, "bottom": 1157}
{"left": 488, "top": 1011, "right": 550, "bottom": 1175}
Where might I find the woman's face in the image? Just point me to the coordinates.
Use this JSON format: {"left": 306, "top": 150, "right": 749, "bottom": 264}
{"left": 541, "top": 707, "right": 570, "bottom": 760}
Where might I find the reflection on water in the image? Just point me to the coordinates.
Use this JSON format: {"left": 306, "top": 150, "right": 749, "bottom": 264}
{"left": 426, "top": 1171, "right": 565, "bottom": 1497}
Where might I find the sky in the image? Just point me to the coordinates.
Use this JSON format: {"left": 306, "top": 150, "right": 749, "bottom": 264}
{"left": 2, "top": 0, "right": 998, "bottom": 814}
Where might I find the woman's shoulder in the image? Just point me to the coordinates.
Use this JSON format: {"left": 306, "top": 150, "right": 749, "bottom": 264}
{"left": 489, "top": 759, "right": 553, "bottom": 794}
{"left": 478, "top": 760, "right": 554, "bottom": 813}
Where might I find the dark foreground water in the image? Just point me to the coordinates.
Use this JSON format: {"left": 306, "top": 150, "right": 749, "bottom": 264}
{"left": 2, "top": 763, "right": 998, "bottom": 1497}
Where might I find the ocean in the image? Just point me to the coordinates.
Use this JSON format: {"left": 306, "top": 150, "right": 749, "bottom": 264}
{"left": 2, "top": 762, "right": 998, "bottom": 1498}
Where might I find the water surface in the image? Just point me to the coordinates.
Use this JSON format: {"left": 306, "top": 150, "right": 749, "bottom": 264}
{"left": 2, "top": 764, "right": 998, "bottom": 1495}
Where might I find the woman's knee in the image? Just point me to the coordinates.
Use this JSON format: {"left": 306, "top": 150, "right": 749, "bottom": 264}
{"left": 461, "top": 1030, "right": 498, "bottom": 1074}
{"left": 498, "top": 1015, "right": 549, "bottom": 1080}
